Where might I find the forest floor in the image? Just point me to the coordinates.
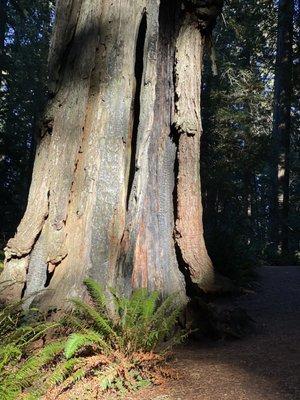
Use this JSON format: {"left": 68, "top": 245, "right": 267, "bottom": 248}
{"left": 127, "top": 266, "right": 300, "bottom": 400}
{"left": 54, "top": 266, "right": 300, "bottom": 400}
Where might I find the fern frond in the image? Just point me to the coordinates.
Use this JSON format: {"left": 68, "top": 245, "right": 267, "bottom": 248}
{"left": 15, "top": 341, "right": 65, "bottom": 389}
{"left": 22, "top": 390, "right": 42, "bottom": 400}
{"left": 110, "top": 288, "right": 129, "bottom": 329}
{"left": 126, "top": 289, "right": 148, "bottom": 323}
{"left": 70, "top": 298, "right": 116, "bottom": 339}
{"left": 0, "top": 344, "right": 22, "bottom": 371}
{"left": 158, "top": 307, "right": 181, "bottom": 335}
{"left": 0, "top": 384, "right": 21, "bottom": 400}
{"left": 70, "top": 366, "right": 87, "bottom": 383}
{"left": 142, "top": 291, "right": 159, "bottom": 320}
{"left": 83, "top": 278, "right": 106, "bottom": 312}
{"left": 40, "top": 340, "right": 65, "bottom": 360}
{"left": 145, "top": 294, "right": 182, "bottom": 350}
{"left": 98, "top": 363, "right": 119, "bottom": 390}
{"left": 115, "top": 288, "right": 148, "bottom": 331}
{"left": 61, "top": 313, "right": 89, "bottom": 331}
{"left": 64, "top": 330, "right": 109, "bottom": 359}
{"left": 49, "top": 357, "right": 81, "bottom": 386}
{"left": 151, "top": 294, "right": 178, "bottom": 326}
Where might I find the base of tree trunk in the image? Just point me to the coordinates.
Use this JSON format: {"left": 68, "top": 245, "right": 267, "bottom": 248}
{"left": 0, "top": 0, "right": 223, "bottom": 311}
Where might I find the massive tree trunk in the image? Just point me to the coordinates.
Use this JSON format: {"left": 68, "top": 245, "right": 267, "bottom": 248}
{"left": 0, "top": 0, "right": 222, "bottom": 310}
{"left": 269, "top": 0, "right": 294, "bottom": 257}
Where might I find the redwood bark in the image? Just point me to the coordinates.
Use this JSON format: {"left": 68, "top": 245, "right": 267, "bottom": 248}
{"left": 174, "top": 14, "right": 214, "bottom": 289}
{"left": 0, "top": 0, "right": 222, "bottom": 309}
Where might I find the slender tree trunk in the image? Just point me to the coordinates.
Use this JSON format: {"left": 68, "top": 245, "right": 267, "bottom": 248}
{"left": 0, "top": 0, "right": 222, "bottom": 310}
{"left": 0, "top": 0, "right": 7, "bottom": 85}
{"left": 269, "top": 0, "right": 294, "bottom": 257}
{"left": 244, "top": 171, "right": 255, "bottom": 245}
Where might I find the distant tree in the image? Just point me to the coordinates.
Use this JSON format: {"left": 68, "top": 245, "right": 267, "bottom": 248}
{"left": 289, "top": 0, "right": 300, "bottom": 260}
{"left": 269, "top": 0, "right": 294, "bottom": 257}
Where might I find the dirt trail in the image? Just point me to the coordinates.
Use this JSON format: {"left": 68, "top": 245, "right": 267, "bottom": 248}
{"left": 131, "top": 266, "right": 300, "bottom": 400}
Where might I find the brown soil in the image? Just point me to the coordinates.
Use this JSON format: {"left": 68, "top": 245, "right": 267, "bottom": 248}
{"left": 128, "top": 266, "right": 300, "bottom": 400}
{"left": 51, "top": 266, "right": 300, "bottom": 400}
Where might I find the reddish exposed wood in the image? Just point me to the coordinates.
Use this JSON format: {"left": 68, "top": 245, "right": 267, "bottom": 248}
{"left": 174, "top": 15, "right": 214, "bottom": 291}
{"left": 132, "top": 221, "right": 149, "bottom": 289}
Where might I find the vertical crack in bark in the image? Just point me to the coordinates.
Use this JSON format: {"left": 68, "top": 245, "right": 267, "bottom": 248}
{"left": 21, "top": 281, "right": 27, "bottom": 299}
{"left": 126, "top": 12, "right": 147, "bottom": 209}
{"left": 44, "top": 269, "right": 55, "bottom": 288}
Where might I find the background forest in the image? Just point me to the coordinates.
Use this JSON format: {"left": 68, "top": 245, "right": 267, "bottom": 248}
{"left": 0, "top": 0, "right": 299, "bottom": 283}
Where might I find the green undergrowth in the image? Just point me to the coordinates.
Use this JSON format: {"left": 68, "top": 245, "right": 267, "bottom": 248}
{"left": 0, "top": 279, "right": 185, "bottom": 400}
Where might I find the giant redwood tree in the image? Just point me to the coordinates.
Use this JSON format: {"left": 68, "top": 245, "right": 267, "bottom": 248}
{"left": 0, "top": 0, "right": 223, "bottom": 310}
